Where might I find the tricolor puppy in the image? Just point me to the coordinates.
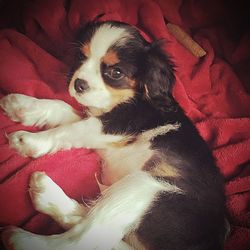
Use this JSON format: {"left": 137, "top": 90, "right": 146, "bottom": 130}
{"left": 1, "top": 21, "right": 227, "bottom": 250}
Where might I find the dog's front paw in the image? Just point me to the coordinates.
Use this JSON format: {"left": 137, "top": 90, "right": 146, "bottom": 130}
{"left": 2, "top": 226, "right": 49, "bottom": 250}
{"left": 0, "top": 94, "right": 81, "bottom": 128}
{"left": 0, "top": 94, "right": 36, "bottom": 125}
{"left": 8, "top": 131, "right": 51, "bottom": 158}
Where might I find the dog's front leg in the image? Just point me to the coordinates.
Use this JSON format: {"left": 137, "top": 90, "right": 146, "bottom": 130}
{"left": 8, "top": 117, "right": 124, "bottom": 157}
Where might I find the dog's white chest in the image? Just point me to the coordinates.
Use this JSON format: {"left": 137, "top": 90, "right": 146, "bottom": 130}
{"left": 97, "top": 140, "right": 153, "bottom": 185}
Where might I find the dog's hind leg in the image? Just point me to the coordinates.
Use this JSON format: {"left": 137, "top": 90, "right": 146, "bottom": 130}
{"left": 29, "top": 171, "right": 88, "bottom": 229}
{"left": 28, "top": 172, "right": 140, "bottom": 250}
{"left": 2, "top": 171, "right": 166, "bottom": 250}
{"left": 0, "top": 94, "right": 81, "bottom": 128}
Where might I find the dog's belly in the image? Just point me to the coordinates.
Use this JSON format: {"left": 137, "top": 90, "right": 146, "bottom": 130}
{"left": 97, "top": 140, "right": 153, "bottom": 186}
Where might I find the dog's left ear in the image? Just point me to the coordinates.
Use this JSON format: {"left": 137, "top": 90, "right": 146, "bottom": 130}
{"left": 139, "top": 41, "right": 175, "bottom": 110}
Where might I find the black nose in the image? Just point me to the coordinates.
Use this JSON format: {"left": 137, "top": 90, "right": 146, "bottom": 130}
{"left": 74, "top": 78, "right": 89, "bottom": 93}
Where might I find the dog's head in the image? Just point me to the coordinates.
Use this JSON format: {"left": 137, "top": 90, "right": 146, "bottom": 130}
{"left": 68, "top": 21, "right": 175, "bottom": 114}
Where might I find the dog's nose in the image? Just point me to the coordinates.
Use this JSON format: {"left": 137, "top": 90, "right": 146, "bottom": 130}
{"left": 74, "top": 78, "right": 89, "bottom": 93}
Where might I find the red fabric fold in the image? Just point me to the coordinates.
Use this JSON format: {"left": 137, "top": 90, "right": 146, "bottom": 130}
{"left": 0, "top": 0, "right": 249, "bottom": 248}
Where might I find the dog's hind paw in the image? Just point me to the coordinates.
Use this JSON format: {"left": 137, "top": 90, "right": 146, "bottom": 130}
{"left": 1, "top": 226, "right": 48, "bottom": 250}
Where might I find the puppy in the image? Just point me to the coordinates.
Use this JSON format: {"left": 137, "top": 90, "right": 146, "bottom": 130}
{"left": 0, "top": 21, "right": 227, "bottom": 250}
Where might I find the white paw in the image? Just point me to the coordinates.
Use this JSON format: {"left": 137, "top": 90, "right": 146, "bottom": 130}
{"left": 2, "top": 227, "right": 48, "bottom": 250}
{"left": 29, "top": 172, "right": 64, "bottom": 215}
{"left": 0, "top": 94, "right": 42, "bottom": 126}
{"left": 0, "top": 93, "right": 81, "bottom": 128}
{"left": 8, "top": 131, "right": 51, "bottom": 158}
{"left": 29, "top": 172, "right": 83, "bottom": 224}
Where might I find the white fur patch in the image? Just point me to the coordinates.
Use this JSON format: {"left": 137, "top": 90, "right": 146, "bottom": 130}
{"left": 89, "top": 23, "right": 128, "bottom": 62}
{"left": 98, "top": 139, "right": 153, "bottom": 185}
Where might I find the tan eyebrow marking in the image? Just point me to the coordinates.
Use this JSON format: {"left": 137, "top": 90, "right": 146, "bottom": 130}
{"left": 102, "top": 50, "right": 120, "bottom": 65}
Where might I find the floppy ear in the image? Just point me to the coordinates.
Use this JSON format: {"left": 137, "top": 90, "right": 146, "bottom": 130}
{"left": 139, "top": 42, "right": 175, "bottom": 111}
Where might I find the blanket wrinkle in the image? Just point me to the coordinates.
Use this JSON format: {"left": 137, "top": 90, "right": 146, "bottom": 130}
{"left": 0, "top": 0, "right": 249, "bottom": 249}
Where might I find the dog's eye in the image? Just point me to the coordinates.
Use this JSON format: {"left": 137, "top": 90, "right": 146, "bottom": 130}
{"left": 105, "top": 67, "right": 125, "bottom": 80}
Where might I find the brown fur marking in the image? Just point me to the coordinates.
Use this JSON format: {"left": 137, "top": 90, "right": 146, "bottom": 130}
{"left": 102, "top": 50, "right": 120, "bottom": 65}
{"left": 106, "top": 85, "right": 135, "bottom": 108}
{"left": 124, "top": 233, "right": 146, "bottom": 250}
{"left": 144, "top": 156, "right": 180, "bottom": 178}
{"left": 108, "top": 135, "right": 137, "bottom": 148}
{"left": 150, "top": 162, "right": 180, "bottom": 178}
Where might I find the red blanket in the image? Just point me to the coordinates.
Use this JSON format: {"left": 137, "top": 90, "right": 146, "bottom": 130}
{"left": 0, "top": 0, "right": 249, "bottom": 249}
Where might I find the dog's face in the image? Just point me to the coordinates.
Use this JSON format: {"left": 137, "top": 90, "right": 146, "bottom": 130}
{"left": 69, "top": 21, "right": 175, "bottom": 114}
